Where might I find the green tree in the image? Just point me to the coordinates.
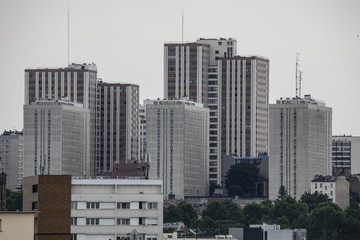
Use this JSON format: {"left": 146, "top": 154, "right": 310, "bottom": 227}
{"left": 202, "top": 199, "right": 243, "bottom": 222}
{"left": 300, "top": 191, "right": 331, "bottom": 213}
{"left": 6, "top": 191, "right": 22, "bottom": 211}
{"left": 307, "top": 202, "right": 344, "bottom": 240}
{"left": 275, "top": 185, "right": 287, "bottom": 203}
{"left": 243, "top": 202, "right": 264, "bottom": 225}
{"left": 164, "top": 205, "right": 180, "bottom": 223}
{"left": 225, "top": 163, "right": 260, "bottom": 197}
{"left": 341, "top": 204, "right": 360, "bottom": 239}
{"left": 176, "top": 201, "right": 197, "bottom": 227}
{"left": 272, "top": 195, "right": 308, "bottom": 229}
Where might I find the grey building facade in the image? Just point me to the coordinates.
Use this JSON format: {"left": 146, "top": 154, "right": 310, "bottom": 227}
{"left": 0, "top": 131, "right": 24, "bottom": 191}
{"left": 332, "top": 135, "right": 360, "bottom": 174}
{"left": 269, "top": 95, "right": 332, "bottom": 200}
{"left": 164, "top": 38, "right": 269, "bottom": 186}
{"left": 147, "top": 99, "right": 209, "bottom": 199}
{"left": 23, "top": 100, "right": 91, "bottom": 177}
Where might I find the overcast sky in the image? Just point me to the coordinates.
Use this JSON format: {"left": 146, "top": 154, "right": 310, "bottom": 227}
{"left": 0, "top": 0, "right": 359, "bottom": 135}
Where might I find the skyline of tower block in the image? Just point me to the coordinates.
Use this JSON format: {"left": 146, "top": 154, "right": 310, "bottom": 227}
{"left": 269, "top": 95, "right": 332, "bottom": 200}
{"left": 23, "top": 100, "right": 91, "bottom": 177}
{"left": 24, "top": 63, "right": 98, "bottom": 177}
{"left": 332, "top": 135, "right": 360, "bottom": 174}
{"left": 96, "top": 81, "right": 139, "bottom": 173}
{"left": 147, "top": 99, "right": 209, "bottom": 199}
{"left": 164, "top": 38, "right": 269, "bottom": 185}
{"left": 0, "top": 130, "right": 24, "bottom": 191}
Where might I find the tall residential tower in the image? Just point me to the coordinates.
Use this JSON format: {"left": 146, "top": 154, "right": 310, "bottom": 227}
{"left": 164, "top": 38, "right": 269, "bottom": 186}
{"left": 269, "top": 95, "right": 332, "bottom": 199}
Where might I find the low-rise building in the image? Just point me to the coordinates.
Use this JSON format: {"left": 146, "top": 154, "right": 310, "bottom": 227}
{"left": 23, "top": 175, "right": 163, "bottom": 240}
{"left": 310, "top": 175, "right": 350, "bottom": 209}
{"left": 0, "top": 211, "right": 35, "bottom": 240}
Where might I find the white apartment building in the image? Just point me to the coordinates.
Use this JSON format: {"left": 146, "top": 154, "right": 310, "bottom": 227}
{"left": 269, "top": 95, "right": 332, "bottom": 200}
{"left": 147, "top": 99, "right": 209, "bottom": 199}
{"left": 0, "top": 131, "right": 24, "bottom": 191}
{"left": 23, "top": 100, "right": 91, "bottom": 177}
{"left": 310, "top": 175, "right": 350, "bottom": 209}
{"left": 164, "top": 38, "right": 269, "bottom": 186}
{"left": 71, "top": 179, "right": 163, "bottom": 240}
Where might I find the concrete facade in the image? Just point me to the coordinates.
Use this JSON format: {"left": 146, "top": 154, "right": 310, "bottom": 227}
{"left": 332, "top": 135, "right": 360, "bottom": 174}
{"left": 96, "top": 82, "right": 139, "bottom": 173}
{"left": 269, "top": 95, "right": 332, "bottom": 200}
{"left": 0, "top": 211, "right": 35, "bottom": 240}
{"left": 0, "top": 131, "right": 24, "bottom": 191}
{"left": 24, "top": 100, "right": 91, "bottom": 177}
{"left": 24, "top": 63, "right": 98, "bottom": 176}
{"left": 147, "top": 99, "right": 209, "bottom": 199}
{"left": 71, "top": 179, "right": 163, "bottom": 240}
{"left": 311, "top": 175, "right": 350, "bottom": 209}
{"left": 164, "top": 39, "right": 269, "bottom": 186}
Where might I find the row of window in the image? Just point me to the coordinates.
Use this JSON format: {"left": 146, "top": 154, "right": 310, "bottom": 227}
{"left": 71, "top": 217, "right": 158, "bottom": 226}
{"left": 71, "top": 201, "right": 158, "bottom": 210}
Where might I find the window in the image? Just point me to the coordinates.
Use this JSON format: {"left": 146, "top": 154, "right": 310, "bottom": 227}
{"left": 139, "top": 202, "right": 146, "bottom": 209}
{"left": 147, "top": 202, "right": 158, "bottom": 209}
{"left": 320, "top": 183, "right": 323, "bottom": 188}
{"left": 71, "top": 201, "right": 78, "bottom": 209}
{"left": 0, "top": 219, "right": 2, "bottom": 232}
{"left": 117, "top": 202, "right": 130, "bottom": 209}
{"left": 71, "top": 217, "right": 77, "bottom": 225}
{"left": 87, "top": 202, "right": 100, "bottom": 209}
{"left": 71, "top": 234, "right": 77, "bottom": 240}
{"left": 117, "top": 218, "right": 130, "bottom": 225}
{"left": 32, "top": 184, "right": 38, "bottom": 193}
{"left": 315, "top": 183, "right": 317, "bottom": 189}
{"left": 139, "top": 218, "right": 146, "bottom": 225}
{"left": 330, "top": 191, "right": 333, "bottom": 196}
{"left": 32, "top": 202, "right": 38, "bottom": 210}
{"left": 86, "top": 218, "right": 99, "bottom": 225}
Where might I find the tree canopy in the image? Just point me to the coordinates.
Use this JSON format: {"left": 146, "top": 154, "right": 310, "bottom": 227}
{"left": 225, "top": 163, "right": 260, "bottom": 197}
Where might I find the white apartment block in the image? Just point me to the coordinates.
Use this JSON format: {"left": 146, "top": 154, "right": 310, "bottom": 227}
{"left": 71, "top": 179, "right": 163, "bottom": 240}
{"left": 164, "top": 38, "right": 269, "bottom": 186}
{"left": 332, "top": 135, "right": 360, "bottom": 174}
{"left": 23, "top": 100, "right": 91, "bottom": 177}
{"left": 147, "top": 99, "right": 209, "bottom": 199}
{"left": 139, "top": 100, "right": 155, "bottom": 161}
{"left": 269, "top": 95, "right": 332, "bottom": 200}
{"left": 310, "top": 175, "right": 349, "bottom": 209}
{"left": 0, "top": 131, "right": 24, "bottom": 191}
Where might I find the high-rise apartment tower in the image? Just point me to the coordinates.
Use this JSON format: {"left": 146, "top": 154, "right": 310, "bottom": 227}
{"left": 269, "top": 95, "right": 332, "bottom": 200}
{"left": 164, "top": 38, "right": 269, "bottom": 185}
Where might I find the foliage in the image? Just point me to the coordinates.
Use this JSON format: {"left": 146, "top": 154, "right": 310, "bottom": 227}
{"left": 209, "top": 182, "right": 217, "bottom": 196}
{"left": 177, "top": 202, "right": 197, "bottom": 227}
{"left": 225, "top": 163, "right": 260, "bottom": 197}
{"left": 164, "top": 205, "right": 180, "bottom": 223}
{"left": 341, "top": 204, "right": 360, "bottom": 239}
{"left": 202, "top": 199, "right": 243, "bottom": 222}
{"left": 300, "top": 191, "right": 331, "bottom": 213}
{"left": 272, "top": 195, "right": 308, "bottom": 229}
{"left": 6, "top": 191, "right": 22, "bottom": 211}
{"left": 163, "top": 228, "right": 175, "bottom": 233}
{"left": 307, "top": 202, "right": 344, "bottom": 240}
{"left": 164, "top": 202, "right": 197, "bottom": 227}
{"left": 275, "top": 185, "right": 287, "bottom": 203}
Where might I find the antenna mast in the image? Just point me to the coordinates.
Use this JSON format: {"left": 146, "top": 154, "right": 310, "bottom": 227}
{"left": 299, "top": 70, "right": 302, "bottom": 99}
{"left": 182, "top": 10, "right": 184, "bottom": 43}
{"left": 67, "top": 7, "right": 70, "bottom": 66}
{"left": 295, "top": 52, "right": 299, "bottom": 98}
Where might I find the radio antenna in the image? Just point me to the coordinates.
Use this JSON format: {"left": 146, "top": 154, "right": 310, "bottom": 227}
{"left": 67, "top": 7, "right": 70, "bottom": 66}
{"left": 182, "top": 9, "right": 184, "bottom": 43}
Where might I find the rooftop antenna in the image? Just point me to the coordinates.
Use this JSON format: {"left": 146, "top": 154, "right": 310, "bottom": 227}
{"left": 67, "top": 6, "right": 70, "bottom": 66}
{"left": 295, "top": 53, "right": 299, "bottom": 98}
{"left": 182, "top": 9, "right": 184, "bottom": 43}
{"left": 299, "top": 70, "right": 303, "bottom": 99}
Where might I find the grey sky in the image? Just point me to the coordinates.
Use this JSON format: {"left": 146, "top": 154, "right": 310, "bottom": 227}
{"left": 0, "top": 0, "right": 359, "bottom": 135}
